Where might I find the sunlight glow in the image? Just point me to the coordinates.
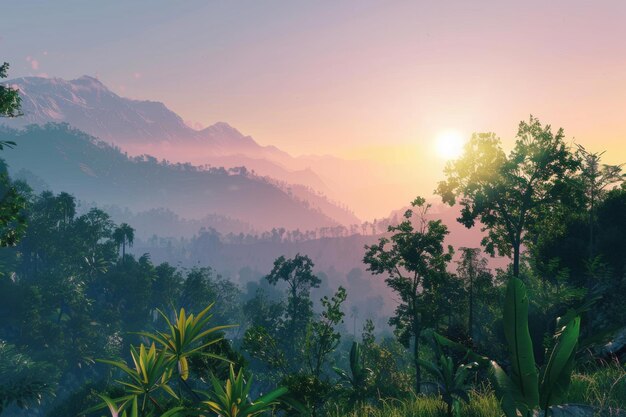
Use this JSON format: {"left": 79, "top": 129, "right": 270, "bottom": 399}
{"left": 435, "top": 130, "right": 465, "bottom": 160}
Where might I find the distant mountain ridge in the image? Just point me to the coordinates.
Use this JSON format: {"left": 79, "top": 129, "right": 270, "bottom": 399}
{"left": 3, "top": 75, "right": 416, "bottom": 220}
{"left": 8, "top": 76, "right": 192, "bottom": 143}
{"left": 0, "top": 124, "right": 359, "bottom": 231}
{"left": 4, "top": 75, "right": 336, "bottom": 195}
{"left": 8, "top": 76, "right": 249, "bottom": 147}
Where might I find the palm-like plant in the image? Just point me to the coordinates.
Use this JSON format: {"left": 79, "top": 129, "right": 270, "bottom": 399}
{"left": 137, "top": 304, "right": 235, "bottom": 381}
{"left": 417, "top": 354, "right": 477, "bottom": 417}
{"left": 92, "top": 305, "right": 244, "bottom": 416}
{"left": 333, "top": 342, "right": 373, "bottom": 406}
{"left": 98, "top": 343, "right": 178, "bottom": 411}
{"left": 113, "top": 223, "right": 134, "bottom": 259}
{"left": 200, "top": 365, "right": 287, "bottom": 417}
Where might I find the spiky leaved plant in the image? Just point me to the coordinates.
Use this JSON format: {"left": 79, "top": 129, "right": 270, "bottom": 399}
{"left": 200, "top": 364, "right": 287, "bottom": 417}
{"left": 97, "top": 343, "right": 178, "bottom": 412}
{"left": 137, "top": 304, "right": 235, "bottom": 381}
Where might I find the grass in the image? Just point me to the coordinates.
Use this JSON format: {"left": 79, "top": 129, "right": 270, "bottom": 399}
{"left": 326, "top": 391, "right": 501, "bottom": 417}
{"left": 567, "top": 360, "right": 626, "bottom": 415}
{"left": 324, "top": 363, "right": 626, "bottom": 417}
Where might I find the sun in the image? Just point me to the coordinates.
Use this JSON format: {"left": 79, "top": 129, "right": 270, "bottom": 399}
{"left": 435, "top": 130, "right": 465, "bottom": 160}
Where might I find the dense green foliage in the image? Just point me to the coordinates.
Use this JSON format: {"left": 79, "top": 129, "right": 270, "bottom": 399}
{"left": 0, "top": 124, "right": 350, "bottom": 233}
{"left": 1, "top": 111, "right": 626, "bottom": 417}
{"left": 0, "top": 64, "right": 26, "bottom": 248}
{"left": 437, "top": 117, "right": 581, "bottom": 277}
{"left": 363, "top": 197, "right": 454, "bottom": 393}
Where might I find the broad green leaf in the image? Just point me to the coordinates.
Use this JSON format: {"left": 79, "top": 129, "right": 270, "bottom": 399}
{"left": 539, "top": 316, "right": 580, "bottom": 410}
{"left": 503, "top": 278, "right": 539, "bottom": 408}
{"left": 246, "top": 387, "right": 288, "bottom": 414}
{"left": 489, "top": 360, "right": 528, "bottom": 417}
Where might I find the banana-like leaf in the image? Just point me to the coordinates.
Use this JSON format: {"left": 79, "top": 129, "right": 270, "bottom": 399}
{"left": 417, "top": 358, "right": 445, "bottom": 382}
{"left": 432, "top": 332, "right": 490, "bottom": 366}
{"left": 539, "top": 316, "right": 580, "bottom": 410}
{"left": 349, "top": 342, "right": 362, "bottom": 375}
{"left": 489, "top": 359, "right": 529, "bottom": 417}
{"left": 503, "top": 278, "right": 539, "bottom": 409}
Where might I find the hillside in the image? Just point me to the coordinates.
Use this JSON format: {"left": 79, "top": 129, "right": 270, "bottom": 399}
{"left": 0, "top": 124, "right": 354, "bottom": 231}
{"left": 3, "top": 75, "right": 413, "bottom": 219}
{"left": 3, "top": 76, "right": 335, "bottom": 194}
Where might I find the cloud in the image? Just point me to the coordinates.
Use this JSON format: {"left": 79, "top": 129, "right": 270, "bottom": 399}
{"left": 133, "top": 72, "right": 142, "bottom": 79}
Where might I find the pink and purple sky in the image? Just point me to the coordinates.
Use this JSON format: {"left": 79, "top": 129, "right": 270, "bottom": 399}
{"left": 3, "top": 0, "right": 626, "bottom": 193}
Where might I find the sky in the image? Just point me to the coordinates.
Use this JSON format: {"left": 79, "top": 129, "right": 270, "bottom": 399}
{"left": 2, "top": 0, "right": 626, "bottom": 196}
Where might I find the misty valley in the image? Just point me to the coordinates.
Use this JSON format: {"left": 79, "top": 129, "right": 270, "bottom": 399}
{"left": 2, "top": 3, "right": 626, "bottom": 417}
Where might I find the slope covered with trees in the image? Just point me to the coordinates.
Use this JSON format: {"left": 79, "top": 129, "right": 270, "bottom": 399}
{"left": 0, "top": 123, "right": 355, "bottom": 231}
{"left": 1, "top": 62, "right": 625, "bottom": 417}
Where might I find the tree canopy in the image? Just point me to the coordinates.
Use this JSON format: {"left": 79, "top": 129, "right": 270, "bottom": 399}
{"left": 436, "top": 116, "right": 580, "bottom": 277}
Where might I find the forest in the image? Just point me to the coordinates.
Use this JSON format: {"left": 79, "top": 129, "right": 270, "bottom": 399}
{"left": 1, "top": 54, "right": 626, "bottom": 417}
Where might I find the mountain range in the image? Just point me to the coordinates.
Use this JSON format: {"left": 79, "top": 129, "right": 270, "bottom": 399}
{"left": 0, "top": 123, "right": 358, "bottom": 233}
{"left": 3, "top": 75, "right": 414, "bottom": 219}
{"left": 4, "top": 76, "right": 334, "bottom": 195}
{"left": 0, "top": 75, "right": 502, "bottom": 270}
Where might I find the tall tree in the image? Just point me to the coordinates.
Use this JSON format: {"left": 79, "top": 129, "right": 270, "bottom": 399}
{"left": 0, "top": 62, "right": 27, "bottom": 247}
{"left": 436, "top": 116, "right": 580, "bottom": 277}
{"left": 306, "top": 286, "right": 347, "bottom": 379}
{"left": 0, "top": 161, "right": 27, "bottom": 248}
{"left": 0, "top": 62, "right": 22, "bottom": 151}
{"left": 456, "top": 248, "right": 490, "bottom": 340}
{"left": 596, "top": 187, "right": 626, "bottom": 279}
{"left": 0, "top": 63, "right": 21, "bottom": 118}
{"left": 576, "top": 145, "right": 624, "bottom": 258}
{"left": 113, "top": 222, "right": 134, "bottom": 259}
{"left": 363, "top": 197, "right": 453, "bottom": 393}
{"left": 53, "top": 192, "right": 76, "bottom": 230}
{"left": 265, "top": 254, "right": 321, "bottom": 344}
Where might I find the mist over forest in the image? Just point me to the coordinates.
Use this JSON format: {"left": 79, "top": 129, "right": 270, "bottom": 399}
{"left": 2, "top": 3, "right": 626, "bottom": 417}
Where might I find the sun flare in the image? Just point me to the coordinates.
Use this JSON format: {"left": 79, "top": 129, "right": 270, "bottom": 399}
{"left": 435, "top": 130, "right": 465, "bottom": 160}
